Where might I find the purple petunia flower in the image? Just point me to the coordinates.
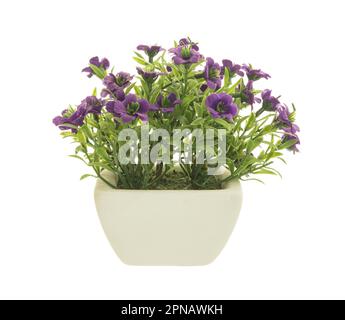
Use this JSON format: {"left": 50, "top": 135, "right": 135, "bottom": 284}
{"left": 137, "top": 45, "right": 163, "bottom": 60}
{"left": 282, "top": 123, "right": 300, "bottom": 152}
{"left": 206, "top": 93, "right": 238, "bottom": 120}
{"left": 137, "top": 67, "right": 165, "bottom": 82}
{"left": 179, "top": 38, "right": 199, "bottom": 51}
{"left": 82, "top": 56, "right": 110, "bottom": 78}
{"left": 106, "top": 94, "right": 150, "bottom": 123}
{"left": 101, "top": 88, "right": 126, "bottom": 101}
{"left": 222, "top": 59, "right": 244, "bottom": 77}
{"left": 274, "top": 104, "right": 300, "bottom": 151}
{"left": 242, "top": 64, "right": 270, "bottom": 81}
{"left": 169, "top": 46, "right": 203, "bottom": 65}
{"left": 101, "top": 72, "right": 133, "bottom": 99}
{"left": 53, "top": 108, "right": 86, "bottom": 132}
{"left": 103, "top": 72, "right": 133, "bottom": 90}
{"left": 202, "top": 57, "right": 223, "bottom": 90}
{"left": 150, "top": 93, "right": 181, "bottom": 113}
{"left": 276, "top": 104, "right": 291, "bottom": 126}
{"left": 80, "top": 96, "right": 103, "bottom": 114}
{"left": 53, "top": 96, "right": 103, "bottom": 131}
{"left": 242, "top": 80, "right": 261, "bottom": 106}
{"left": 261, "top": 89, "right": 280, "bottom": 111}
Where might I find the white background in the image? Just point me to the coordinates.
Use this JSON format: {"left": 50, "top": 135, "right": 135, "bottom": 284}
{"left": 0, "top": 0, "right": 344, "bottom": 300}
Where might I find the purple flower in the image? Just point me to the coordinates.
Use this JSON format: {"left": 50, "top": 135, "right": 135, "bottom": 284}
{"left": 103, "top": 72, "right": 133, "bottom": 90}
{"left": 166, "top": 66, "right": 173, "bottom": 73}
{"left": 179, "top": 38, "right": 199, "bottom": 51}
{"left": 82, "top": 56, "right": 110, "bottom": 78}
{"left": 242, "top": 80, "right": 261, "bottom": 105}
{"left": 222, "top": 59, "right": 244, "bottom": 77}
{"left": 53, "top": 96, "right": 103, "bottom": 131}
{"left": 101, "top": 88, "right": 126, "bottom": 101}
{"left": 242, "top": 64, "right": 270, "bottom": 81}
{"left": 170, "top": 46, "right": 203, "bottom": 65}
{"left": 101, "top": 72, "right": 133, "bottom": 99}
{"left": 206, "top": 93, "right": 238, "bottom": 120}
{"left": 137, "top": 67, "right": 165, "bottom": 82}
{"left": 261, "top": 89, "right": 280, "bottom": 111}
{"left": 150, "top": 93, "right": 181, "bottom": 113}
{"left": 106, "top": 94, "right": 150, "bottom": 123}
{"left": 53, "top": 108, "right": 86, "bottom": 132}
{"left": 137, "top": 45, "right": 163, "bottom": 60}
{"left": 81, "top": 96, "right": 103, "bottom": 114}
{"left": 282, "top": 124, "right": 300, "bottom": 152}
{"left": 276, "top": 104, "right": 291, "bottom": 126}
{"left": 275, "top": 104, "right": 300, "bottom": 151}
{"left": 202, "top": 57, "right": 222, "bottom": 90}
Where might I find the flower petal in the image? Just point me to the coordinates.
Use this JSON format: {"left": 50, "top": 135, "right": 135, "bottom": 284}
{"left": 124, "top": 94, "right": 137, "bottom": 106}
{"left": 206, "top": 94, "right": 220, "bottom": 110}
{"left": 89, "top": 56, "right": 100, "bottom": 66}
{"left": 113, "top": 101, "right": 127, "bottom": 114}
{"left": 137, "top": 113, "right": 148, "bottom": 122}
{"left": 138, "top": 99, "right": 150, "bottom": 113}
{"left": 120, "top": 114, "right": 136, "bottom": 123}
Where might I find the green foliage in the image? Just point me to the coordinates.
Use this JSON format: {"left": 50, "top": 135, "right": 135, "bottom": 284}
{"left": 56, "top": 41, "right": 299, "bottom": 189}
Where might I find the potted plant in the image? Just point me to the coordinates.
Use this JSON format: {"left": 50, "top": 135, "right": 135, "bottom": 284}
{"left": 53, "top": 38, "right": 300, "bottom": 266}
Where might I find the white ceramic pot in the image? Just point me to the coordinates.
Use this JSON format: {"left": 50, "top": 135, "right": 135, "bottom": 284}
{"left": 94, "top": 171, "right": 242, "bottom": 266}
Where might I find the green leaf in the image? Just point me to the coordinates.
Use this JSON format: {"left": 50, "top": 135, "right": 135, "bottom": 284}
{"left": 223, "top": 67, "right": 230, "bottom": 88}
{"left": 95, "top": 146, "right": 110, "bottom": 160}
{"left": 80, "top": 174, "right": 97, "bottom": 180}
{"left": 77, "top": 130, "right": 87, "bottom": 145}
{"left": 259, "top": 124, "right": 274, "bottom": 135}
{"left": 214, "top": 118, "right": 231, "bottom": 130}
{"left": 246, "top": 112, "right": 256, "bottom": 129}
{"left": 227, "top": 78, "right": 243, "bottom": 94}
{"left": 150, "top": 89, "right": 161, "bottom": 104}
{"left": 125, "top": 82, "right": 136, "bottom": 94}
{"left": 182, "top": 95, "right": 195, "bottom": 107}
{"left": 86, "top": 118, "right": 99, "bottom": 128}
{"left": 195, "top": 103, "right": 204, "bottom": 118}
{"left": 233, "top": 115, "right": 248, "bottom": 132}
{"left": 133, "top": 86, "right": 142, "bottom": 96}
{"left": 246, "top": 139, "right": 259, "bottom": 153}
{"left": 89, "top": 64, "right": 106, "bottom": 79}
{"left": 88, "top": 162, "right": 113, "bottom": 172}
{"left": 69, "top": 154, "right": 87, "bottom": 164}
{"left": 278, "top": 139, "right": 298, "bottom": 150}
{"left": 57, "top": 123, "right": 78, "bottom": 130}
{"left": 226, "top": 160, "right": 235, "bottom": 173}
{"left": 270, "top": 151, "right": 283, "bottom": 158}
{"left": 241, "top": 155, "right": 258, "bottom": 167}
{"left": 278, "top": 157, "right": 287, "bottom": 164}
{"left": 288, "top": 111, "right": 296, "bottom": 122}
{"left": 201, "top": 88, "right": 211, "bottom": 107}
{"left": 92, "top": 87, "right": 97, "bottom": 96}
{"left": 81, "top": 126, "right": 93, "bottom": 139}
{"left": 133, "top": 57, "right": 148, "bottom": 66}
{"left": 241, "top": 177, "right": 265, "bottom": 184}
{"left": 191, "top": 118, "right": 205, "bottom": 126}
{"left": 134, "top": 51, "right": 145, "bottom": 60}
{"left": 255, "top": 168, "right": 277, "bottom": 175}
{"left": 265, "top": 167, "right": 282, "bottom": 178}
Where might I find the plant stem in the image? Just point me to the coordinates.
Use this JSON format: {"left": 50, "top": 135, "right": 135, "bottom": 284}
{"left": 182, "top": 65, "right": 189, "bottom": 98}
{"left": 255, "top": 107, "right": 265, "bottom": 117}
{"left": 97, "top": 171, "right": 117, "bottom": 189}
{"left": 84, "top": 150, "right": 117, "bottom": 189}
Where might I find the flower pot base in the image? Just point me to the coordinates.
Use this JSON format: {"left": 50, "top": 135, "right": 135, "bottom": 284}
{"left": 94, "top": 172, "right": 242, "bottom": 266}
